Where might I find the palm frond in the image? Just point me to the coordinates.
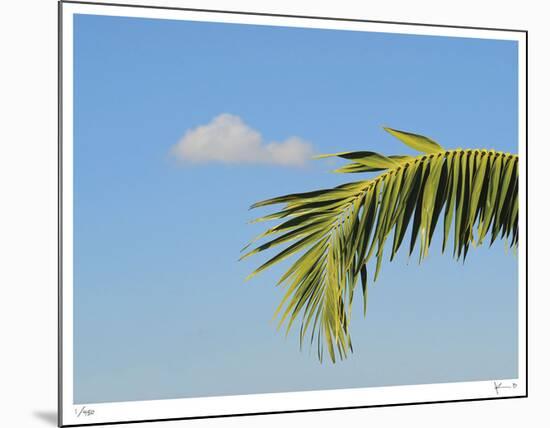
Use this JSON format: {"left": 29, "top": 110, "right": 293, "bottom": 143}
{"left": 242, "top": 127, "right": 519, "bottom": 363}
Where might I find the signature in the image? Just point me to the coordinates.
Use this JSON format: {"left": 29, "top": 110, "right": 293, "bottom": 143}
{"left": 493, "top": 381, "right": 517, "bottom": 395}
{"left": 74, "top": 406, "right": 95, "bottom": 417}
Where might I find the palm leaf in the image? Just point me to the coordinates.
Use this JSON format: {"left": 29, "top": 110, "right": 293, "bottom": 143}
{"left": 243, "top": 127, "right": 519, "bottom": 363}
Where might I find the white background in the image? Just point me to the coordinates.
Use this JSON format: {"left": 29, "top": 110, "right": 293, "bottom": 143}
{"left": 0, "top": 0, "right": 545, "bottom": 427}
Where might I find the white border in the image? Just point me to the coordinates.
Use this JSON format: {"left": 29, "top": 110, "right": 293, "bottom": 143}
{"left": 60, "top": 2, "right": 527, "bottom": 426}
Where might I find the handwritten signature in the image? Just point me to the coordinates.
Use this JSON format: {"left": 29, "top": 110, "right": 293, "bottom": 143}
{"left": 493, "top": 381, "right": 517, "bottom": 395}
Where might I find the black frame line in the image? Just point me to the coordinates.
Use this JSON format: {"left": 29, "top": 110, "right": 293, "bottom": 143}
{"left": 61, "top": 0, "right": 528, "bottom": 33}
{"left": 57, "top": 0, "right": 529, "bottom": 426}
{"left": 62, "top": 395, "right": 523, "bottom": 428}
{"left": 58, "top": 1, "right": 64, "bottom": 426}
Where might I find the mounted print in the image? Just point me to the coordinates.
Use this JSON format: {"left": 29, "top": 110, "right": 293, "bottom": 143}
{"left": 58, "top": 1, "right": 527, "bottom": 426}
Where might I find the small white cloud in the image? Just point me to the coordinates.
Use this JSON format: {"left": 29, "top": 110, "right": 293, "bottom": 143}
{"left": 171, "top": 113, "right": 314, "bottom": 167}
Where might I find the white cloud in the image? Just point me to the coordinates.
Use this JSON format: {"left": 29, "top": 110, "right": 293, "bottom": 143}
{"left": 171, "top": 113, "right": 314, "bottom": 167}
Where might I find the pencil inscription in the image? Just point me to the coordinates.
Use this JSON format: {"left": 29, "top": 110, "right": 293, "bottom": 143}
{"left": 493, "top": 381, "right": 517, "bottom": 395}
{"left": 74, "top": 406, "right": 95, "bottom": 417}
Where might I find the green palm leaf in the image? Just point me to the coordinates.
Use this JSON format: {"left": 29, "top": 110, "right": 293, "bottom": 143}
{"left": 242, "top": 127, "right": 519, "bottom": 363}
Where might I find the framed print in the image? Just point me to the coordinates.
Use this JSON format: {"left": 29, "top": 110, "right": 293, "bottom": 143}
{"left": 58, "top": 1, "right": 527, "bottom": 426}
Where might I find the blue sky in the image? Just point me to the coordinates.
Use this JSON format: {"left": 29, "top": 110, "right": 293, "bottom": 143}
{"left": 73, "top": 14, "right": 519, "bottom": 404}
